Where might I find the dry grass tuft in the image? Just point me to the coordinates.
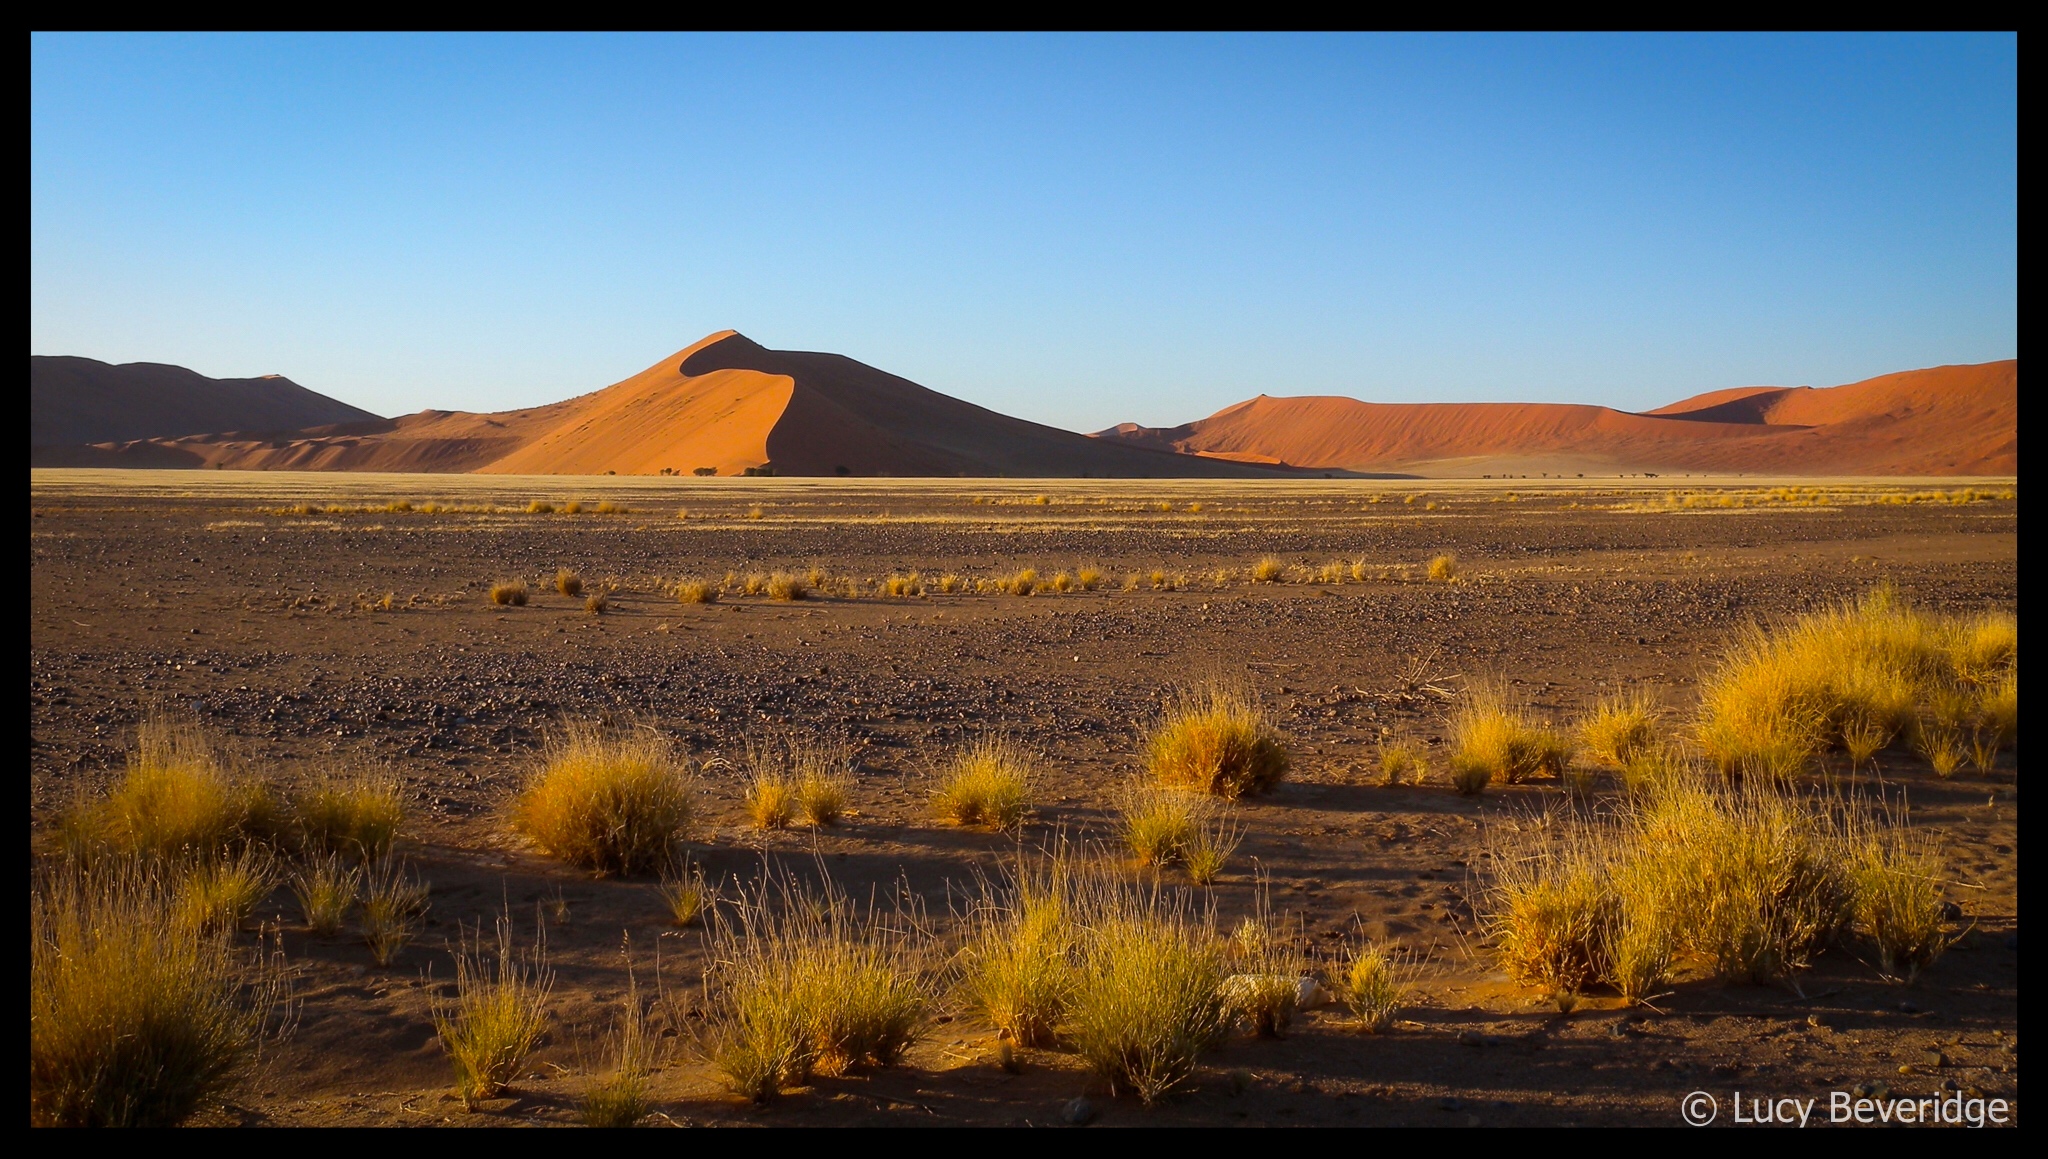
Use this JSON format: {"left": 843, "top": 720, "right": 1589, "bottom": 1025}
{"left": 932, "top": 737, "right": 1033, "bottom": 829}
{"left": 1049, "top": 570, "right": 1074, "bottom": 593}
{"left": 291, "top": 853, "right": 359, "bottom": 936}
{"left": 933, "top": 573, "right": 964, "bottom": 593}
{"left": 883, "top": 572, "right": 923, "bottom": 597}
{"left": 744, "top": 771, "right": 799, "bottom": 830}
{"left": 175, "top": 848, "right": 277, "bottom": 933}
{"left": 1144, "top": 685, "right": 1290, "bottom": 798}
{"left": 555, "top": 568, "right": 584, "bottom": 596}
{"left": 292, "top": 767, "right": 404, "bottom": 859}
{"left": 957, "top": 865, "right": 1077, "bottom": 1049}
{"left": 1427, "top": 554, "right": 1458, "bottom": 582}
{"left": 1341, "top": 943, "right": 1404, "bottom": 1032}
{"left": 1251, "top": 556, "right": 1285, "bottom": 583}
{"left": 489, "top": 580, "right": 530, "bottom": 606}
{"left": 595, "top": 501, "right": 627, "bottom": 515}
{"left": 1378, "top": 739, "right": 1427, "bottom": 785}
{"left": 31, "top": 865, "right": 281, "bottom": 1127}
{"left": 1221, "top": 906, "right": 1307, "bottom": 1037}
{"left": 674, "top": 579, "right": 718, "bottom": 604}
{"left": 1077, "top": 567, "right": 1104, "bottom": 590}
{"left": 1064, "top": 889, "right": 1228, "bottom": 1105}
{"left": 1119, "top": 785, "right": 1240, "bottom": 882}
{"left": 701, "top": 877, "right": 928, "bottom": 1101}
{"left": 1448, "top": 685, "right": 1572, "bottom": 786}
{"left": 1578, "top": 690, "right": 1663, "bottom": 766}
{"left": 435, "top": 914, "right": 554, "bottom": 1110}
{"left": 1001, "top": 568, "right": 1039, "bottom": 596}
{"left": 526, "top": 500, "right": 556, "bottom": 514}
{"left": 581, "top": 977, "right": 657, "bottom": 1127}
{"left": 658, "top": 860, "right": 710, "bottom": 927}
{"left": 561, "top": 500, "right": 585, "bottom": 515}
{"left": 766, "top": 572, "right": 809, "bottom": 602}
{"left": 360, "top": 855, "right": 429, "bottom": 966}
{"left": 586, "top": 591, "right": 609, "bottom": 615}
{"left": 1851, "top": 829, "right": 1952, "bottom": 982}
{"left": 65, "top": 719, "right": 273, "bottom": 863}
{"left": 1696, "top": 587, "right": 2018, "bottom": 779}
{"left": 514, "top": 726, "right": 691, "bottom": 875}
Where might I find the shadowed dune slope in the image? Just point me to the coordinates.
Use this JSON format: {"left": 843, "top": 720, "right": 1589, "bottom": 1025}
{"left": 1097, "top": 360, "right": 2015, "bottom": 476}
{"left": 31, "top": 356, "right": 382, "bottom": 447}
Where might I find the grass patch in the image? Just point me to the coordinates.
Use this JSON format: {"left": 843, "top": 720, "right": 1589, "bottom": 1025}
{"left": 1144, "top": 685, "right": 1289, "bottom": 798}
{"left": 64, "top": 719, "right": 274, "bottom": 863}
{"left": 1578, "top": 690, "right": 1663, "bottom": 766}
{"left": 555, "top": 568, "right": 584, "bottom": 596}
{"left": 931, "top": 737, "right": 1033, "bottom": 829}
{"left": 175, "top": 848, "right": 277, "bottom": 933}
{"left": 31, "top": 864, "right": 282, "bottom": 1126}
{"left": 1064, "top": 890, "right": 1228, "bottom": 1106}
{"left": 1427, "top": 554, "right": 1457, "bottom": 581}
{"left": 489, "top": 580, "right": 530, "bottom": 606}
{"left": 956, "top": 865, "right": 1077, "bottom": 1048}
{"left": 291, "top": 853, "right": 359, "bottom": 936}
{"left": 1341, "top": 943, "right": 1404, "bottom": 1032}
{"left": 1001, "top": 568, "right": 1039, "bottom": 596}
{"left": 581, "top": 977, "right": 657, "bottom": 1127}
{"left": 292, "top": 766, "right": 403, "bottom": 859}
{"left": 1852, "top": 828, "right": 1952, "bottom": 982}
{"left": 658, "top": 860, "right": 710, "bottom": 927}
{"left": 586, "top": 591, "right": 609, "bottom": 615}
{"left": 766, "top": 572, "right": 808, "bottom": 602}
{"left": 1448, "top": 685, "right": 1572, "bottom": 786}
{"left": 1378, "top": 739, "right": 1427, "bottom": 785}
{"left": 1251, "top": 557, "right": 1284, "bottom": 583}
{"left": 514, "top": 725, "right": 692, "bottom": 875}
{"left": 675, "top": 579, "right": 718, "bottom": 604}
{"left": 701, "top": 877, "right": 928, "bottom": 1100}
{"left": 435, "top": 914, "right": 555, "bottom": 1110}
{"left": 360, "top": 854, "right": 429, "bottom": 966}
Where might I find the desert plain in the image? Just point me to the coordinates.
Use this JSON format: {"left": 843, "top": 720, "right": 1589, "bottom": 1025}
{"left": 28, "top": 468, "right": 2019, "bottom": 1127}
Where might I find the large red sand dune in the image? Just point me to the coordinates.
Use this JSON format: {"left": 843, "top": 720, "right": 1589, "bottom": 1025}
{"left": 1096, "top": 361, "right": 2015, "bottom": 476}
{"left": 30, "top": 356, "right": 382, "bottom": 449}
{"left": 37, "top": 332, "right": 1281, "bottom": 478}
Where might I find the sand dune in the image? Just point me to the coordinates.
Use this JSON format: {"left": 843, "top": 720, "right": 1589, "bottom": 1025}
{"left": 30, "top": 356, "right": 381, "bottom": 448}
{"left": 40, "top": 332, "right": 1282, "bottom": 477}
{"left": 1096, "top": 361, "right": 2015, "bottom": 476}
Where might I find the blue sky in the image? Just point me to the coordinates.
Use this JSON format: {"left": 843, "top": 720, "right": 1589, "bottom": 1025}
{"left": 30, "top": 33, "right": 2016, "bottom": 430}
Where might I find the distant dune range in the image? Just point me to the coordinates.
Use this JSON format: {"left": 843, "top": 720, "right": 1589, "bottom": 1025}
{"left": 29, "top": 336, "right": 2014, "bottom": 476}
{"left": 1097, "top": 360, "right": 2016, "bottom": 477}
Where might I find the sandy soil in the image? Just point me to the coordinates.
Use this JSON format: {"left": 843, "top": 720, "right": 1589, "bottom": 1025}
{"left": 28, "top": 472, "right": 2020, "bottom": 1128}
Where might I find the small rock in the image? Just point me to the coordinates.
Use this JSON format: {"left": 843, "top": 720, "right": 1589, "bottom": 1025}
{"left": 1062, "top": 1097, "right": 1097, "bottom": 1126}
{"left": 1921, "top": 1050, "right": 1948, "bottom": 1068}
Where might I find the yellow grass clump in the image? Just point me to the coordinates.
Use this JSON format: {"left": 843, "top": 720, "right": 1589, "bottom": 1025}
{"left": 932, "top": 737, "right": 1033, "bottom": 829}
{"left": 956, "top": 867, "right": 1077, "bottom": 1048}
{"left": 745, "top": 771, "right": 799, "bottom": 829}
{"left": 1852, "top": 829, "right": 1952, "bottom": 982}
{"left": 1118, "top": 785, "right": 1240, "bottom": 883}
{"left": 526, "top": 500, "right": 556, "bottom": 514}
{"left": 1144, "top": 685, "right": 1290, "bottom": 798}
{"left": 1695, "top": 587, "right": 2019, "bottom": 779}
{"left": 489, "top": 580, "right": 529, "bottom": 606}
{"left": 434, "top": 915, "right": 555, "bottom": 1110}
{"left": 174, "top": 848, "right": 277, "bottom": 933}
{"left": 1341, "top": 943, "right": 1404, "bottom": 1032}
{"left": 1578, "top": 690, "right": 1664, "bottom": 766}
{"left": 1447, "top": 686, "right": 1573, "bottom": 786}
{"left": 1427, "top": 554, "right": 1458, "bottom": 582}
{"left": 64, "top": 719, "right": 273, "bottom": 862}
{"left": 1221, "top": 908, "right": 1307, "bottom": 1038}
{"left": 658, "top": 860, "right": 710, "bottom": 927}
{"left": 1378, "top": 739, "right": 1427, "bottom": 785}
{"left": 514, "top": 726, "right": 691, "bottom": 875}
{"left": 291, "top": 853, "right": 359, "bottom": 936}
{"left": 555, "top": 568, "right": 584, "bottom": 596}
{"left": 1001, "top": 568, "right": 1039, "bottom": 596}
{"left": 1063, "top": 893, "right": 1228, "bottom": 1106}
{"left": 1251, "top": 557, "right": 1285, "bottom": 583}
{"left": 595, "top": 501, "right": 627, "bottom": 515}
{"left": 1077, "top": 567, "right": 1105, "bottom": 590}
{"left": 360, "top": 854, "right": 429, "bottom": 966}
{"left": 701, "top": 878, "right": 928, "bottom": 1101}
{"left": 586, "top": 591, "right": 609, "bottom": 615}
{"left": 581, "top": 979, "right": 657, "bottom": 1127}
{"left": 1049, "top": 570, "right": 1074, "bottom": 593}
{"left": 675, "top": 579, "right": 718, "bottom": 604}
{"left": 292, "top": 767, "right": 404, "bottom": 859}
{"left": 933, "top": 573, "right": 965, "bottom": 593}
{"left": 766, "top": 572, "right": 808, "bottom": 601}
{"left": 883, "top": 572, "right": 923, "bottom": 597}
{"left": 31, "top": 865, "right": 282, "bottom": 1127}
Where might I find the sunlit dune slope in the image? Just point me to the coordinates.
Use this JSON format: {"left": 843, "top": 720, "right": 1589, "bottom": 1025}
{"left": 1096, "top": 360, "right": 2015, "bottom": 476}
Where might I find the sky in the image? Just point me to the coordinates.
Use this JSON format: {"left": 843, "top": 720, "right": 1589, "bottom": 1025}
{"left": 30, "top": 33, "right": 2017, "bottom": 431}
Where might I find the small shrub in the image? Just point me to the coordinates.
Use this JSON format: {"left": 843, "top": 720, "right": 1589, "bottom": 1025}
{"left": 1001, "top": 568, "right": 1039, "bottom": 596}
{"left": 586, "top": 591, "right": 609, "bottom": 615}
{"left": 1076, "top": 567, "right": 1104, "bottom": 590}
{"left": 360, "top": 855, "right": 429, "bottom": 966}
{"left": 932, "top": 738, "right": 1032, "bottom": 829}
{"left": 1049, "top": 570, "right": 1074, "bottom": 593}
{"left": 291, "top": 853, "right": 359, "bottom": 936}
{"left": 595, "top": 501, "right": 627, "bottom": 515}
{"left": 489, "top": 580, "right": 530, "bottom": 607}
{"left": 556, "top": 569, "right": 584, "bottom": 597}
{"left": 1144, "top": 685, "right": 1289, "bottom": 798}
{"left": 435, "top": 915, "right": 554, "bottom": 1110}
{"left": 883, "top": 572, "right": 923, "bottom": 597}
{"left": 526, "top": 500, "right": 555, "bottom": 514}
{"left": 1427, "top": 554, "right": 1457, "bottom": 582}
{"left": 1449, "top": 686, "right": 1566, "bottom": 785}
{"left": 1448, "top": 753, "right": 1492, "bottom": 795}
{"left": 675, "top": 579, "right": 717, "bottom": 604}
{"left": 1251, "top": 557, "right": 1285, "bottom": 583}
{"left": 1342, "top": 944, "right": 1403, "bottom": 1032}
{"left": 30, "top": 866, "right": 279, "bottom": 1127}
{"left": 515, "top": 727, "right": 690, "bottom": 875}
{"left": 1119, "top": 785, "right": 1203, "bottom": 868}
{"left": 561, "top": 500, "right": 585, "bottom": 515}
{"left": 292, "top": 767, "right": 404, "bottom": 859}
{"left": 957, "top": 869, "right": 1077, "bottom": 1048}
